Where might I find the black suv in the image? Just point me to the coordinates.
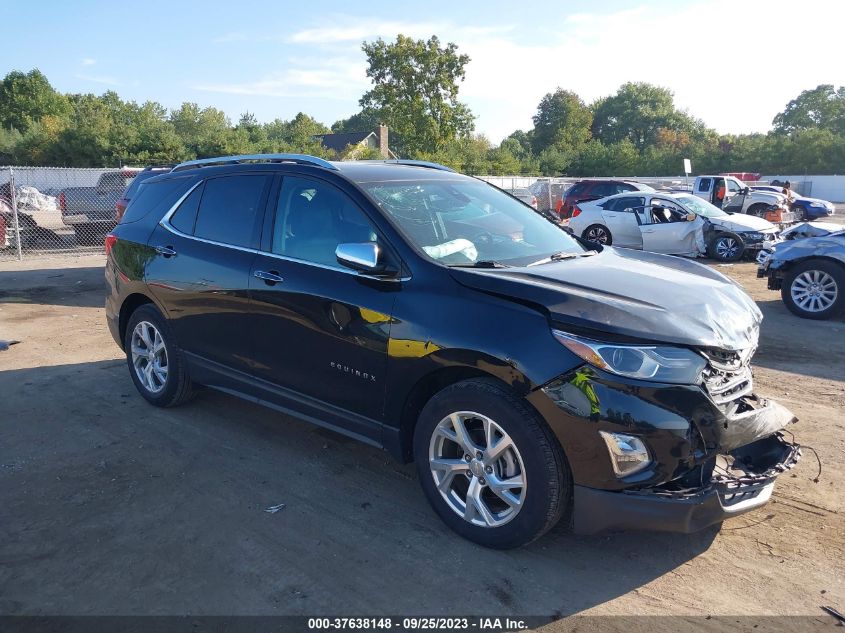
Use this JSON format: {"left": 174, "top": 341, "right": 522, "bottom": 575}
{"left": 106, "top": 154, "right": 799, "bottom": 548}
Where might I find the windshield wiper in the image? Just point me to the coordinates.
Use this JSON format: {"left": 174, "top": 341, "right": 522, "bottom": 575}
{"left": 449, "top": 260, "right": 510, "bottom": 268}
{"left": 527, "top": 250, "right": 597, "bottom": 267}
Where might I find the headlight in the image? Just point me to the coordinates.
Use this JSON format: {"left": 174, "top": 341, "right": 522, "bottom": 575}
{"left": 552, "top": 330, "right": 706, "bottom": 384}
{"left": 809, "top": 202, "right": 825, "bottom": 209}
{"left": 743, "top": 232, "right": 765, "bottom": 241}
{"left": 599, "top": 431, "right": 651, "bottom": 477}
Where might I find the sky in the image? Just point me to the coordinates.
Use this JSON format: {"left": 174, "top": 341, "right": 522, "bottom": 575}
{"left": 3, "top": 0, "right": 844, "bottom": 143}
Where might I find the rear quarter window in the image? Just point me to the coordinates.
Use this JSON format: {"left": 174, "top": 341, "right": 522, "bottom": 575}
{"left": 120, "top": 177, "right": 196, "bottom": 225}
{"left": 698, "top": 178, "right": 712, "bottom": 192}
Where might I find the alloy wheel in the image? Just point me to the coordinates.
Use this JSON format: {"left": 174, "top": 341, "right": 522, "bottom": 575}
{"left": 130, "top": 321, "right": 168, "bottom": 393}
{"left": 716, "top": 237, "right": 739, "bottom": 259}
{"left": 428, "top": 411, "right": 527, "bottom": 528}
{"left": 585, "top": 226, "right": 609, "bottom": 244}
{"left": 791, "top": 270, "right": 838, "bottom": 313}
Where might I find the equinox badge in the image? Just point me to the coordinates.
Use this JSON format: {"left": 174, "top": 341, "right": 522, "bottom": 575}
{"left": 330, "top": 361, "right": 376, "bottom": 382}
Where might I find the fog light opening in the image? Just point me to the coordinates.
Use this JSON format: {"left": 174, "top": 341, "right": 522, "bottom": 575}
{"left": 599, "top": 431, "right": 651, "bottom": 477}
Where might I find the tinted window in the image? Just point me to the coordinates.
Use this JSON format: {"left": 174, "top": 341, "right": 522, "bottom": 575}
{"left": 591, "top": 182, "right": 617, "bottom": 197}
{"left": 608, "top": 196, "right": 645, "bottom": 212}
{"left": 698, "top": 177, "right": 712, "bottom": 192}
{"left": 123, "top": 169, "right": 172, "bottom": 200}
{"left": 169, "top": 184, "right": 203, "bottom": 234}
{"left": 273, "top": 176, "right": 377, "bottom": 267}
{"left": 193, "top": 175, "right": 270, "bottom": 248}
{"left": 568, "top": 182, "right": 587, "bottom": 196}
{"left": 120, "top": 177, "right": 194, "bottom": 225}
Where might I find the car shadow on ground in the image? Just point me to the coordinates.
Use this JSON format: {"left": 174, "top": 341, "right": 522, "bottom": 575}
{"left": 1, "top": 359, "right": 719, "bottom": 616}
{"left": 0, "top": 265, "right": 105, "bottom": 310}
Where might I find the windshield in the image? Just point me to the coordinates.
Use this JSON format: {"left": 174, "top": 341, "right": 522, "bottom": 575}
{"left": 362, "top": 178, "right": 585, "bottom": 266}
{"left": 676, "top": 194, "right": 728, "bottom": 218}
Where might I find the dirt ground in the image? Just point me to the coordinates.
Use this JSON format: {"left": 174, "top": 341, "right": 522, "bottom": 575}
{"left": 0, "top": 253, "right": 842, "bottom": 621}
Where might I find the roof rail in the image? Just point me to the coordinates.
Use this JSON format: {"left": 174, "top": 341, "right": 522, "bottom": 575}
{"left": 356, "top": 159, "right": 456, "bottom": 173}
{"left": 172, "top": 153, "right": 338, "bottom": 172}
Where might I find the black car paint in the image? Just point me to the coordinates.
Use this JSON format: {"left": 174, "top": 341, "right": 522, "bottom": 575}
{"left": 106, "top": 161, "right": 797, "bottom": 534}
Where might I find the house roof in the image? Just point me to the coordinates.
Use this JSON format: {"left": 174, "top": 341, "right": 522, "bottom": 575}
{"left": 314, "top": 131, "right": 375, "bottom": 152}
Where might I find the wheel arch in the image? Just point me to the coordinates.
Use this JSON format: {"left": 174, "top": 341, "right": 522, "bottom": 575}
{"left": 392, "top": 366, "right": 533, "bottom": 464}
{"left": 118, "top": 293, "right": 158, "bottom": 349}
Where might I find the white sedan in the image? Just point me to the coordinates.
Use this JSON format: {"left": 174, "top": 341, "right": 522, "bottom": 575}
{"left": 566, "top": 191, "right": 779, "bottom": 261}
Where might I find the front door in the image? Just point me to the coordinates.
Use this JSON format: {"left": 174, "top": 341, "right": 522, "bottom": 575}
{"left": 640, "top": 198, "right": 703, "bottom": 255}
{"left": 248, "top": 174, "right": 397, "bottom": 426}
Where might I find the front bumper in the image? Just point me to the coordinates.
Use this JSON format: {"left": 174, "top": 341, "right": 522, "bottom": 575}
{"left": 573, "top": 433, "right": 800, "bottom": 534}
{"left": 529, "top": 365, "right": 800, "bottom": 534}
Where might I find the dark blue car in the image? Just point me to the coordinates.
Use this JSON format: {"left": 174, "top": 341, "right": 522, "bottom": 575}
{"left": 751, "top": 186, "right": 835, "bottom": 221}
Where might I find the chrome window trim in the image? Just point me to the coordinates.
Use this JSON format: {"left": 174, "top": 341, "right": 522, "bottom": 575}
{"left": 158, "top": 181, "right": 409, "bottom": 281}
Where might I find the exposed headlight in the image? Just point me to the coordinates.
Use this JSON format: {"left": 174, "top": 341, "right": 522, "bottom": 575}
{"left": 599, "top": 431, "right": 651, "bottom": 477}
{"left": 552, "top": 330, "right": 707, "bottom": 384}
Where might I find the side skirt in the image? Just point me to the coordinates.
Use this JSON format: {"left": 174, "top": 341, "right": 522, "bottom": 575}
{"left": 185, "top": 352, "right": 385, "bottom": 450}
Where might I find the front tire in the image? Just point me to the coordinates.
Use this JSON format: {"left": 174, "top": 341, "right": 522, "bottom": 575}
{"left": 125, "top": 304, "right": 194, "bottom": 407}
{"left": 582, "top": 224, "right": 612, "bottom": 246}
{"left": 781, "top": 260, "right": 844, "bottom": 320}
{"left": 708, "top": 232, "right": 745, "bottom": 262}
{"left": 413, "top": 378, "right": 570, "bottom": 549}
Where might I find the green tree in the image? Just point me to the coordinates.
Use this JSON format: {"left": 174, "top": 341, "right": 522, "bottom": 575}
{"left": 531, "top": 89, "right": 592, "bottom": 154}
{"left": 772, "top": 84, "right": 845, "bottom": 135}
{"left": 0, "top": 69, "right": 70, "bottom": 133}
{"left": 591, "top": 82, "right": 702, "bottom": 151}
{"left": 360, "top": 35, "right": 474, "bottom": 156}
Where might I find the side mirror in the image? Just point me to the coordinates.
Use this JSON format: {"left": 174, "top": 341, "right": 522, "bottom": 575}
{"left": 336, "top": 242, "right": 390, "bottom": 275}
{"left": 686, "top": 213, "right": 696, "bottom": 222}
{"left": 741, "top": 187, "right": 750, "bottom": 195}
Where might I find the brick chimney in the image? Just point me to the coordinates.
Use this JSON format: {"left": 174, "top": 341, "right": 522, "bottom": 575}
{"left": 378, "top": 124, "right": 389, "bottom": 158}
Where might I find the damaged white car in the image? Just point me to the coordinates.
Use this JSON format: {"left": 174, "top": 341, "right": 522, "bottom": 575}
{"left": 567, "top": 191, "right": 780, "bottom": 261}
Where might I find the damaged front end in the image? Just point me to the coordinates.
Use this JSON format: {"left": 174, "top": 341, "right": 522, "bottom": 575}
{"left": 532, "top": 343, "right": 801, "bottom": 535}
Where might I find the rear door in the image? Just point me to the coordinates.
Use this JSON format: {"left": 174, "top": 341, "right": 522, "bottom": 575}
{"left": 600, "top": 195, "right": 645, "bottom": 248}
{"left": 146, "top": 173, "right": 272, "bottom": 374}
{"left": 247, "top": 174, "right": 397, "bottom": 426}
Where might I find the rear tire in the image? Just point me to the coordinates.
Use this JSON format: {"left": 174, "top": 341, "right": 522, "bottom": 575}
{"left": 582, "top": 224, "right": 612, "bottom": 246}
{"left": 781, "top": 259, "right": 844, "bottom": 320}
{"left": 413, "top": 378, "right": 570, "bottom": 549}
{"left": 125, "top": 304, "right": 194, "bottom": 407}
{"left": 708, "top": 232, "right": 745, "bottom": 262}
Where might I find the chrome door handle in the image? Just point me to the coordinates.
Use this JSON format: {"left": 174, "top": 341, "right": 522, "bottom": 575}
{"left": 155, "top": 245, "right": 177, "bottom": 257}
{"left": 254, "top": 270, "right": 284, "bottom": 285}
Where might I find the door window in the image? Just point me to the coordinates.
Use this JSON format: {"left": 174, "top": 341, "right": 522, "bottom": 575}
{"left": 726, "top": 179, "right": 742, "bottom": 193}
{"left": 605, "top": 196, "right": 645, "bottom": 212}
{"left": 272, "top": 177, "right": 378, "bottom": 268}
{"left": 192, "top": 175, "right": 270, "bottom": 248}
{"left": 645, "top": 199, "right": 687, "bottom": 224}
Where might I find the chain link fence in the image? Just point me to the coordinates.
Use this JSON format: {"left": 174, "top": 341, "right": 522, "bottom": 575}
{"left": 0, "top": 165, "right": 134, "bottom": 261}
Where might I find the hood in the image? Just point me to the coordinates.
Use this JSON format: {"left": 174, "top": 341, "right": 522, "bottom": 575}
{"left": 771, "top": 232, "right": 845, "bottom": 266}
{"left": 751, "top": 191, "right": 786, "bottom": 205}
{"left": 796, "top": 196, "right": 833, "bottom": 207}
{"left": 781, "top": 221, "right": 845, "bottom": 240}
{"left": 710, "top": 213, "right": 775, "bottom": 232}
{"left": 450, "top": 247, "right": 762, "bottom": 351}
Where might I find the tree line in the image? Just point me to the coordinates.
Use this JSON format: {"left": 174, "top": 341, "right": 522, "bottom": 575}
{"left": 1, "top": 34, "right": 844, "bottom": 176}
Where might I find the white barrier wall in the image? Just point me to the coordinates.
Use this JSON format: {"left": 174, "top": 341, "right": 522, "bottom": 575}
{"left": 763, "top": 175, "right": 845, "bottom": 202}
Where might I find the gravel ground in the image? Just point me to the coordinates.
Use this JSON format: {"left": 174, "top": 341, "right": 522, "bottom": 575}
{"left": 0, "top": 254, "right": 842, "bottom": 622}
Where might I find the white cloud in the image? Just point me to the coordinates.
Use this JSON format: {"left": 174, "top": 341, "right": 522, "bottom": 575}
{"left": 288, "top": 18, "right": 448, "bottom": 43}
{"left": 194, "top": 57, "right": 369, "bottom": 100}
{"left": 206, "top": 2, "right": 845, "bottom": 143}
{"left": 74, "top": 73, "right": 121, "bottom": 87}
{"left": 81, "top": 58, "right": 96, "bottom": 66}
